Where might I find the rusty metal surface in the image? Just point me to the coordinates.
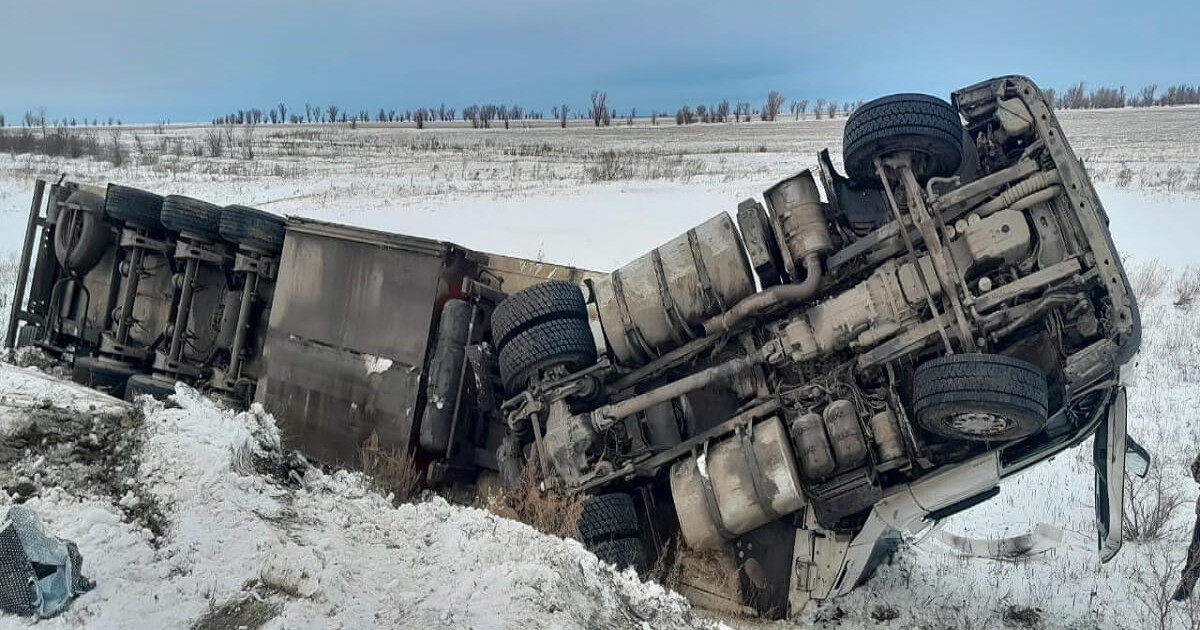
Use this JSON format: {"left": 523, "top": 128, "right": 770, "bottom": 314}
{"left": 473, "top": 252, "right": 603, "bottom": 295}
{"left": 259, "top": 217, "right": 603, "bottom": 465}
{"left": 259, "top": 220, "right": 449, "bottom": 463}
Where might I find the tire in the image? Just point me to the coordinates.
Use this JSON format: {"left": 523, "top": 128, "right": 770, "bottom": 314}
{"left": 591, "top": 537, "right": 645, "bottom": 570}
{"left": 491, "top": 281, "right": 589, "bottom": 350}
{"left": 125, "top": 373, "right": 177, "bottom": 401}
{"left": 16, "top": 324, "right": 41, "bottom": 348}
{"left": 497, "top": 318, "right": 597, "bottom": 394}
{"left": 843, "top": 93, "right": 963, "bottom": 186}
{"left": 220, "top": 205, "right": 286, "bottom": 253}
{"left": 912, "top": 353, "right": 1048, "bottom": 441}
{"left": 54, "top": 190, "right": 111, "bottom": 273}
{"left": 578, "top": 493, "right": 639, "bottom": 544}
{"left": 104, "top": 184, "right": 164, "bottom": 230}
{"left": 71, "top": 356, "right": 139, "bottom": 398}
{"left": 160, "top": 195, "right": 223, "bottom": 241}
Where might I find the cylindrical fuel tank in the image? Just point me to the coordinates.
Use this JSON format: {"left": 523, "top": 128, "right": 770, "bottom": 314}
{"left": 670, "top": 416, "right": 806, "bottom": 550}
{"left": 594, "top": 213, "right": 754, "bottom": 367}
{"left": 420, "top": 299, "right": 472, "bottom": 454}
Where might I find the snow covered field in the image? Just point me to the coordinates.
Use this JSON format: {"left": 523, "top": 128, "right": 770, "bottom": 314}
{"left": 2, "top": 107, "right": 1200, "bottom": 629}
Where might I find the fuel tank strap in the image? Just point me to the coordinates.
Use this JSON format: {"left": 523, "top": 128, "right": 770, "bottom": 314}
{"left": 697, "top": 443, "right": 735, "bottom": 540}
{"left": 737, "top": 424, "right": 780, "bottom": 521}
{"left": 650, "top": 249, "right": 692, "bottom": 345}
{"left": 610, "top": 269, "right": 654, "bottom": 363}
{"left": 687, "top": 229, "right": 724, "bottom": 315}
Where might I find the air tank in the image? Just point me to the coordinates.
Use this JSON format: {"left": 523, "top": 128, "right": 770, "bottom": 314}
{"left": 669, "top": 417, "right": 806, "bottom": 550}
{"left": 593, "top": 213, "right": 754, "bottom": 367}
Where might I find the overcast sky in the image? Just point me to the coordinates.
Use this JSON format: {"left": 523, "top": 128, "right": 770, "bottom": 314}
{"left": 2, "top": 0, "right": 1196, "bottom": 123}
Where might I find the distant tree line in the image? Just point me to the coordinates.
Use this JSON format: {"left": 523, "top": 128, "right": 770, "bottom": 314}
{"left": 7, "top": 81, "right": 1200, "bottom": 134}
{"left": 1046, "top": 82, "right": 1200, "bottom": 110}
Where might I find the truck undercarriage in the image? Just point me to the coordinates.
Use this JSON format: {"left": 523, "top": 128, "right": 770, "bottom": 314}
{"left": 3, "top": 75, "right": 1143, "bottom": 618}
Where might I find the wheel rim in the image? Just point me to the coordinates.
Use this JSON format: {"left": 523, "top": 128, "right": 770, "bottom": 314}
{"left": 946, "top": 412, "right": 1015, "bottom": 437}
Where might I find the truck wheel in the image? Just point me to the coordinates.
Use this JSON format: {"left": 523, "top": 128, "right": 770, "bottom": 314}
{"left": 160, "top": 195, "right": 224, "bottom": 241}
{"left": 497, "top": 319, "right": 596, "bottom": 394}
{"left": 71, "top": 356, "right": 139, "bottom": 399}
{"left": 843, "top": 93, "right": 963, "bottom": 186}
{"left": 54, "top": 190, "right": 111, "bottom": 273}
{"left": 491, "top": 281, "right": 589, "bottom": 350}
{"left": 220, "top": 205, "right": 286, "bottom": 254}
{"left": 125, "top": 373, "right": 177, "bottom": 401}
{"left": 912, "top": 353, "right": 1047, "bottom": 441}
{"left": 105, "top": 184, "right": 164, "bottom": 230}
{"left": 591, "top": 537, "right": 645, "bottom": 570}
{"left": 578, "top": 493, "right": 639, "bottom": 543}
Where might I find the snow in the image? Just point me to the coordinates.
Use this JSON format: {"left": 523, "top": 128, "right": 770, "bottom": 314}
{"left": 0, "top": 380, "right": 721, "bottom": 630}
{"left": 1, "top": 108, "right": 1199, "bottom": 628}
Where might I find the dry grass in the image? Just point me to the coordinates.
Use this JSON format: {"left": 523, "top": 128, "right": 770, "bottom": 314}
{"left": 1127, "top": 540, "right": 1184, "bottom": 630}
{"left": 1131, "top": 259, "right": 1172, "bottom": 302}
{"left": 480, "top": 460, "right": 584, "bottom": 539}
{"left": 358, "top": 433, "right": 423, "bottom": 503}
{"left": 1125, "top": 464, "right": 1188, "bottom": 542}
{"left": 658, "top": 537, "right": 741, "bottom": 605}
{"left": 1175, "top": 266, "right": 1200, "bottom": 310}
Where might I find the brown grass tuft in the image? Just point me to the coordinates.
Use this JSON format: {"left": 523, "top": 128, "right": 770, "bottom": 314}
{"left": 359, "top": 433, "right": 423, "bottom": 503}
{"left": 659, "top": 537, "right": 742, "bottom": 605}
{"left": 481, "top": 460, "right": 584, "bottom": 539}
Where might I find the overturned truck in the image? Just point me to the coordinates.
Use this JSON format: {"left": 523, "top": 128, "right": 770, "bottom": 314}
{"left": 5, "top": 76, "right": 1145, "bottom": 617}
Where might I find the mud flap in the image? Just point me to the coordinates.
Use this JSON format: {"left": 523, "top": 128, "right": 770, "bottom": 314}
{"left": 733, "top": 518, "right": 795, "bottom": 618}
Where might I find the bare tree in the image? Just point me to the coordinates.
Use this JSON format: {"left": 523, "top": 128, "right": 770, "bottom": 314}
{"left": 761, "top": 91, "right": 785, "bottom": 121}
{"left": 277, "top": 103, "right": 287, "bottom": 124}
{"left": 650, "top": 110, "right": 658, "bottom": 125}
{"left": 268, "top": 109, "right": 278, "bottom": 124}
{"left": 627, "top": 107, "right": 636, "bottom": 126}
{"left": 559, "top": 104, "right": 569, "bottom": 128}
{"left": 1088, "top": 86, "right": 1126, "bottom": 109}
{"left": 675, "top": 106, "right": 694, "bottom": 125}
{"left": 1135, "top": 84, "right": 1157, "bottom": 108}
{"left": 1061, "top": 82, "right": 1087, "bottom": 109}
{"left": 735, "top": 101, "right": 750, "bottom": 122}
{"left": 814, "top": 98, "right": 826, "bottom": 119}
{"left": 695, "top": 104, "right": 708, "bottom": 123}
{"left": 414, "top": 108, "right": 428, "bottom": 129}
{"left": 326, "top": 105, "right": 340, "bottom": 124}
{"left": 1041, "top": 88, "right": 1057, "bottom": 109}
{"left": 825, "top": 100, "right": 838, "bottom": 119}
{"left": 589, "top": 91, "right": 608, "bottom": 127}
{"left": 796, "top": 99, "right": 809, "bottom": 119}
{"left": 0, "top": 114, "right": 5, "bottom": 127}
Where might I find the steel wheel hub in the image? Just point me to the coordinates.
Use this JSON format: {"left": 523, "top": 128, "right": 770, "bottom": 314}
{"left": 948, "top": 412, "right": 1014, "bottom": 436}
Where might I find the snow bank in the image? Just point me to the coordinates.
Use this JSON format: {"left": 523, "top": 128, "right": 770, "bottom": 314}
{"left": 0, "top": 379, "right": 718, "bottom": 630}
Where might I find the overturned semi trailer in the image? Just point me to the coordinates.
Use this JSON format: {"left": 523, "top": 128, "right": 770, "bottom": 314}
{"left": 4, "top": 185, "right": 600, "bottom": 478}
